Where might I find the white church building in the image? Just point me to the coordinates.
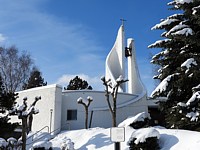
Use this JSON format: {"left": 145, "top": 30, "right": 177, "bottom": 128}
{"left": 10, "top": 25, "right": 148, "bottom": 135}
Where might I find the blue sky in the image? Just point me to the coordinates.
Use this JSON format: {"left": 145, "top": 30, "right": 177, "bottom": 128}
{"left": 0, "top": 0, "right": 173, "bottom": 95}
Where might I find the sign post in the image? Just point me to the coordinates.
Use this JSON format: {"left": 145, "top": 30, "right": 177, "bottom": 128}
{"left": 110, "top": 127, "right": 125, "bottom": 150}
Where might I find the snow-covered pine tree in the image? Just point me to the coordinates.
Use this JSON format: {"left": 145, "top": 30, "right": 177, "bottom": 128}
{"left": 149, "top": 0, "right": 200, "bottom": 130}
{"left": 23, "top": 67, "right": 47, "bottom": 90}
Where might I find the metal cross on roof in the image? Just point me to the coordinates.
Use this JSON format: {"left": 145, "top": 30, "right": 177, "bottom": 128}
{"left": 120, "top": 18, "right": 126, "bottom": 26}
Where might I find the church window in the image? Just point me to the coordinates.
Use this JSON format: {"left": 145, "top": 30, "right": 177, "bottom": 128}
{"left": 67, "top": 109, "right": 77, "bottom": 120}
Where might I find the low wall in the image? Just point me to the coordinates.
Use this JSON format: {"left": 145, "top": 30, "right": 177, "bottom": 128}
{"left": 61, "top": 90, "right": 148, "bottom": 130}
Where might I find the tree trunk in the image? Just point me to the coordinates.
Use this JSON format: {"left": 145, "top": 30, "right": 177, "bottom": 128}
{"left": 111, "top": 111, "right": 117, "bottom": 127}
{"left": 27, "top": 114, "right": 33, "bottom": 134}
{"left": 112, "top": 96, "right": 117, "bottom": 127}
{"left": 85, "top": 107, "right": 88, "bottom": 129}
{"left": 22, "top": 117, "right": 27, "bottom": 150}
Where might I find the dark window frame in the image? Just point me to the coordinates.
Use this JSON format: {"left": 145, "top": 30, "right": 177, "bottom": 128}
{"left": 67, "top": 109, "right": 77, "bottom": 120}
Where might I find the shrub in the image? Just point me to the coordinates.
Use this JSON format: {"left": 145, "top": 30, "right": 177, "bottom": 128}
{"left": 32, "top": 140, "right": 52, "bottom": 150}
{"left": 129, "top": 118, "right": 153, "bottom": 129}
{"left": 128, "top": 128, "right": 160, "bottom": 150}
{"left": 128, "top": 137, "right": 160, "bottom": 150}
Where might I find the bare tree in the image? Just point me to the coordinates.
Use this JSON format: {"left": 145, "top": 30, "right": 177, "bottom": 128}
{"left": 9, "top": 96, "right": 41, "bottom": 150}
{"left": 101, "top": 75, "right": 128, "bottom": 127}
{"left": 0, "top": 46, "right": 33, "bottom": 92}
{"left": 77, "top": 96, "right": 93, "bottom": 129}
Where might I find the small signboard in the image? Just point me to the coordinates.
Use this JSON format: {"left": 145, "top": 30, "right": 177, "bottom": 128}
{"left": 110, "top": 127, "right": 125, "bottom": 142}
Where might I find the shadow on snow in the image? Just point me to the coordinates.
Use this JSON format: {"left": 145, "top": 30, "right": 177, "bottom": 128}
{"left": 78, "top": 133, "right": 113, "bottom": 150}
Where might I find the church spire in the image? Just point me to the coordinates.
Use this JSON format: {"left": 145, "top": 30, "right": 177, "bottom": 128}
{"left": 105, "top": 24, "right": 126, "bottom": 92}
{"left": 120, "top": 18, "right": 126, "bottom": 26}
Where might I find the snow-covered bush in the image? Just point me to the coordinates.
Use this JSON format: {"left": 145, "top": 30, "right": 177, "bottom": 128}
{"left": 31, "top": 140, "right": 52, "bottom": 150}
{"left": 128, "top": 128, "right": 160, "bottom": 150}
{"left": 7, "top": 137, "right": 18, "bottom": 149}
{"left": 60, "top": 137, "right": 74, "bottom": 150}
{"left": 0, "top": 137, "right": 22, "bottom": 150}
{"left": 118, "top": 112, "right": 152, "bottom": 129}
{"left": 0, "top": 138, "right": 7, "bottom": 149}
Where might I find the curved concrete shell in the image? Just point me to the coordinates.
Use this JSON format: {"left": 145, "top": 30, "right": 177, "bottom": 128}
{"left": 105, "top": 25, "right": 126, "bottom": 92}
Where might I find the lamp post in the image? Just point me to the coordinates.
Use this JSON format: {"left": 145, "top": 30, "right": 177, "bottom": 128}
{"left": 50, "top": 109, "right": 53, "bottom": 133}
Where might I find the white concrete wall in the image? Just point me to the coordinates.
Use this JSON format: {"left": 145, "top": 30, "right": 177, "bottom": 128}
{"left": 105, "top": 25, "right": 126, "bottom": 92}
{"left": 10, "top": 84, "right": 62, "bottom": 135}
{"left": 8, "top": 84, "right": 148, "bottom": 132}
{"left": 61, "top": 90, "right": 148, "bottom": 130}
{"left": 127, "top": 38, "right": 146, "bottom": 95}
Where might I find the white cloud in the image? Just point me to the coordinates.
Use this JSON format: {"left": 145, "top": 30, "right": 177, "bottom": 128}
{"left": 0, "top": 0, "right": 106, "bottom": 90}
{"left": 0, "top": 34, "right": 6, "bottom": 43}
{"left": 56, "top": 74, "right": 104, "bottom": 91}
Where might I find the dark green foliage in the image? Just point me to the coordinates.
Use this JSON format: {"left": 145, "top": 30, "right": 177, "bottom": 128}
{"left": 128, "top": 137, "right": 160, "bottom": 150}
{"left": 0, "top": 75, "right": 18, "bottom": 113}
{"left": 23, "top": 67, "right": 47, "bottom": 90}
{"left": 0, "top": 116, "right": 19, "bottom": 139}
{"left": 0, "top": 75, "right": 18, "bottom": 138}
{"left": 150, "top": 0, "right": 200, "bottom": 130}
{"left": 130, "top": 118, "right": 153, "bottom": 129}
{"left": 65, "top": 76, "right": 92, "bottom": 90}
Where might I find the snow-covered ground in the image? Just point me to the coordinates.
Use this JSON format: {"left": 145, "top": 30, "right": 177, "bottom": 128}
{"left": 49, "top": 113, "right": 200, "bottom": 149}
{"left": 50, "top": 126, "right": 200, "bottom": 150}
{"left": 1, "top": 112, "right": 200, "bottom": 149}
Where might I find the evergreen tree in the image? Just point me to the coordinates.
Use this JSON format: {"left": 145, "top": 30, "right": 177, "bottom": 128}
{"left": 65, "top": 76, "right": 93, "bottom": 90}
{"left": 149, "top": 0, "right": 200, "bottom": 130}
{"left": 0, "top": 74, "right": 18, "bottom": 138}
{"left": 23, "top": 67, "right": 47, "bottom": 90}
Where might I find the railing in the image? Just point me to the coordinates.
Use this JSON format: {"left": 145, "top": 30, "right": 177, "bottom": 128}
{"left": 49, "top": 122, "right": 71, "bottom": 135}
{"left": 26, "top": 126, "right": 49, "bottom": 145}
{"left": 26, "top": 123, "right": 71, "bottom": 147}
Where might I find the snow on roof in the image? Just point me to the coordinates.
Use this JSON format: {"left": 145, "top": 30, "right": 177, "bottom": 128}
{"left": 118, "top": 112, "right": 151, "bottom": 127}
{"left": 128, "top": 128, "right": 160, "bottom": 145}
